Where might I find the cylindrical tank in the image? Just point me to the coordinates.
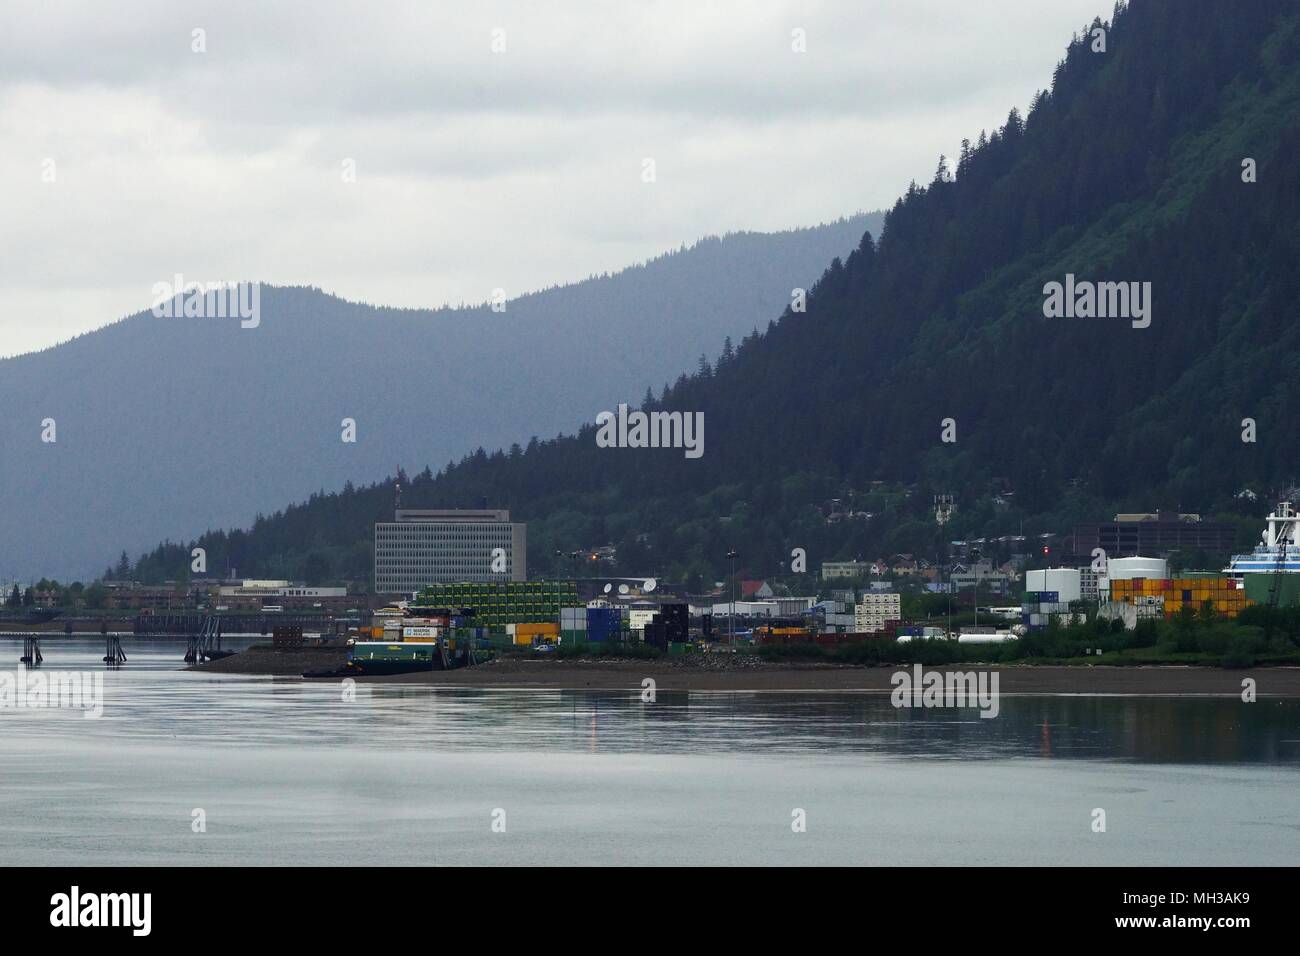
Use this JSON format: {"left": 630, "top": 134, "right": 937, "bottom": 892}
{"left": 1105, "top": 557, "right": 1168, "bottom": 581}
{"left": 957, "top": 632, "right": 1015, "bottom": 644}
{"left": 1025, "top": 567, "right": 1082, "bottom": 603}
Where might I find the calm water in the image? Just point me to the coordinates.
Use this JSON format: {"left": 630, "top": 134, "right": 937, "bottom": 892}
{"left": 0, "top": 638, "right": 1297, "bottom": 865}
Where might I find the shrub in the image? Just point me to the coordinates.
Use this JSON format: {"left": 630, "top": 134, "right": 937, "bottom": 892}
{"left": 1221, "top": 636, "right": 1256, "bottom": 669}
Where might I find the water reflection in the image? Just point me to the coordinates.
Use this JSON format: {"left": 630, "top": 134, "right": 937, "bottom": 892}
{"left": 2, "top": 638, "right": 1296, "bottom": 765}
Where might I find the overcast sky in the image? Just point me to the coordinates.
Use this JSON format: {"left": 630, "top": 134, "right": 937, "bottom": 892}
{"left": 0, "top": 0, "right": 1108, "bottom": 358}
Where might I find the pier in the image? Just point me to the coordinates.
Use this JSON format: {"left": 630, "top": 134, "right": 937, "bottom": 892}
{"left": 6, "top": 611, "right": 363, "bottom": 667}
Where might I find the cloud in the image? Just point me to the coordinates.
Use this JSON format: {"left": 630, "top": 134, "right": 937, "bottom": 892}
{"left": 0, "top": 0, "right": 1109, "bottom": 357}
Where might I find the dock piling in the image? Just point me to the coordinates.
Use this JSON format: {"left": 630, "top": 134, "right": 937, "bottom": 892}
{"left": 19, "top": 635, "right": 43, "bottom": 666}
{"left": 103, "top": 634, "right": 127, "bottom": 666}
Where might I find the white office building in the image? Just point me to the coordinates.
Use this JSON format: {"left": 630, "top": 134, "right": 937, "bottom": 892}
{"left": 374, "top": 509, "right": 526, "bottom": 595}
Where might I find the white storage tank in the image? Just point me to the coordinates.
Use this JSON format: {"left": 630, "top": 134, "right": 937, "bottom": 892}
{"left": 1025, "top": 567, "right": 1082, "bottom": 604}
{"left": 1101, "top": 556, "right": 1168, "bottom": 598}
{"left": 957, "top": 631, "right": 1016, "bottom": 644}
{"left": 1105, "top": 557, "right": 1168, "bottom": 581}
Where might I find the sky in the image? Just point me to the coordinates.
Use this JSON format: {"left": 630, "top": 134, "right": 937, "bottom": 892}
{"left": 0, "top": 0, "right": 1110, "bottom": 358}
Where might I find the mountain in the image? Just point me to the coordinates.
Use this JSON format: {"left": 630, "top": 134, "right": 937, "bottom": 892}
{"left": 0, "top": 214, "right": 881, "bottom": 579}
{"left": 124, "top": 0, "right": 1300, "bottom": 590}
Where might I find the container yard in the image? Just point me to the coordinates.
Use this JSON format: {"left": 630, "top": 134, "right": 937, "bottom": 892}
{"left": 412, "top": 580, "right": 578, "bottom": 626}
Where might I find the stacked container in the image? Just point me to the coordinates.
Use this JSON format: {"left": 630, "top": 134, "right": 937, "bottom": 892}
{"left": 413, "top": 580, "right": 579, "bottom": 626}
{"left": 514, "top": 621, "right": 560, "bottom": 645}
{"left": 560, "top": 606, "right": 587, "bottom": 644}
{"left": 1110, "top": 576, "right": 1247, "bottom": 619}
{"left": 657, "top": 604, "right": 689, "bottom": 642}
{"left": 1021, "top": 590, "right": 1069, "bottom": 629}
{"left": 586, "top": 607, "right": 623, "bottom": 642}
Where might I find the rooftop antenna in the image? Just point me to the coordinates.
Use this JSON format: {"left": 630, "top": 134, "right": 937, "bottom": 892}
{"left": 395, "top": 467, "right": 403, "bottom": 512}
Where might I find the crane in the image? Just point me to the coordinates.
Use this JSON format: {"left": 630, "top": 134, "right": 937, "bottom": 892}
{"left": 1265, "top": 501, "right": 1294, "bottom": 641}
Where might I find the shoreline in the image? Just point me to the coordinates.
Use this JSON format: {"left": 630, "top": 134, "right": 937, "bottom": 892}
{"left": 191, "top": 649, "right": 1300, "bottom": 695}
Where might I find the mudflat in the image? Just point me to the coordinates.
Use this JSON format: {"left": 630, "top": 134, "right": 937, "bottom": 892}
{"left": 193, "top": 648, "right": 1300, "bottom": 695}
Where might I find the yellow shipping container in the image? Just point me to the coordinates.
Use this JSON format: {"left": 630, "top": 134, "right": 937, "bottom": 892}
{"left": 516, "top": 621, "right": 560, "bottom": 636}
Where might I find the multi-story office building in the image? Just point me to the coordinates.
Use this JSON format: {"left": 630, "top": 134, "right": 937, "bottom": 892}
{"left": 1071, "top": 512, "right": 1235, "bottom": 559}
{"left": 374, "top": 509, "right": 526, "bottom": 595}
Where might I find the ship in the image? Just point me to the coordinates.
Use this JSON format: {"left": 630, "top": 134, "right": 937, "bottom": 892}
{"left": 342, "top": 640, "right": 438, "bottom": 675}
{"left": 1226, "top": 501, "right": 1300, "bottom": 577}
{"left": 302, "top": 606, "right": 494, "bottom": 678}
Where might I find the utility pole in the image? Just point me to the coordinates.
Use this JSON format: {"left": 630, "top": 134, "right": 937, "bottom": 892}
{"left": 947, "top": 566, "right": 953, "bottom": 641}
{"left": 726, "top": 549, "right": 738, "bottom": 646}
{"left": 554, "top": 550, "right": 562, "bottom": 636}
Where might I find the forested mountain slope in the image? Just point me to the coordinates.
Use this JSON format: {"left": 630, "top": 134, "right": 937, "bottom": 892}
{"left": 124, "top": 0, "right": 1300, "bottom": 588}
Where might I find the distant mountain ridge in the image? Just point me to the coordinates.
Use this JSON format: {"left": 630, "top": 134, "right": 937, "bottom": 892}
{"left": 0, "top": 214, "right": 882, "bottom": 579}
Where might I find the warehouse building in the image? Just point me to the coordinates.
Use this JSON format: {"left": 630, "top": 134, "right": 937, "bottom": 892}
{"left": 374, "top": 509, "right": 526, "bottom": 595}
